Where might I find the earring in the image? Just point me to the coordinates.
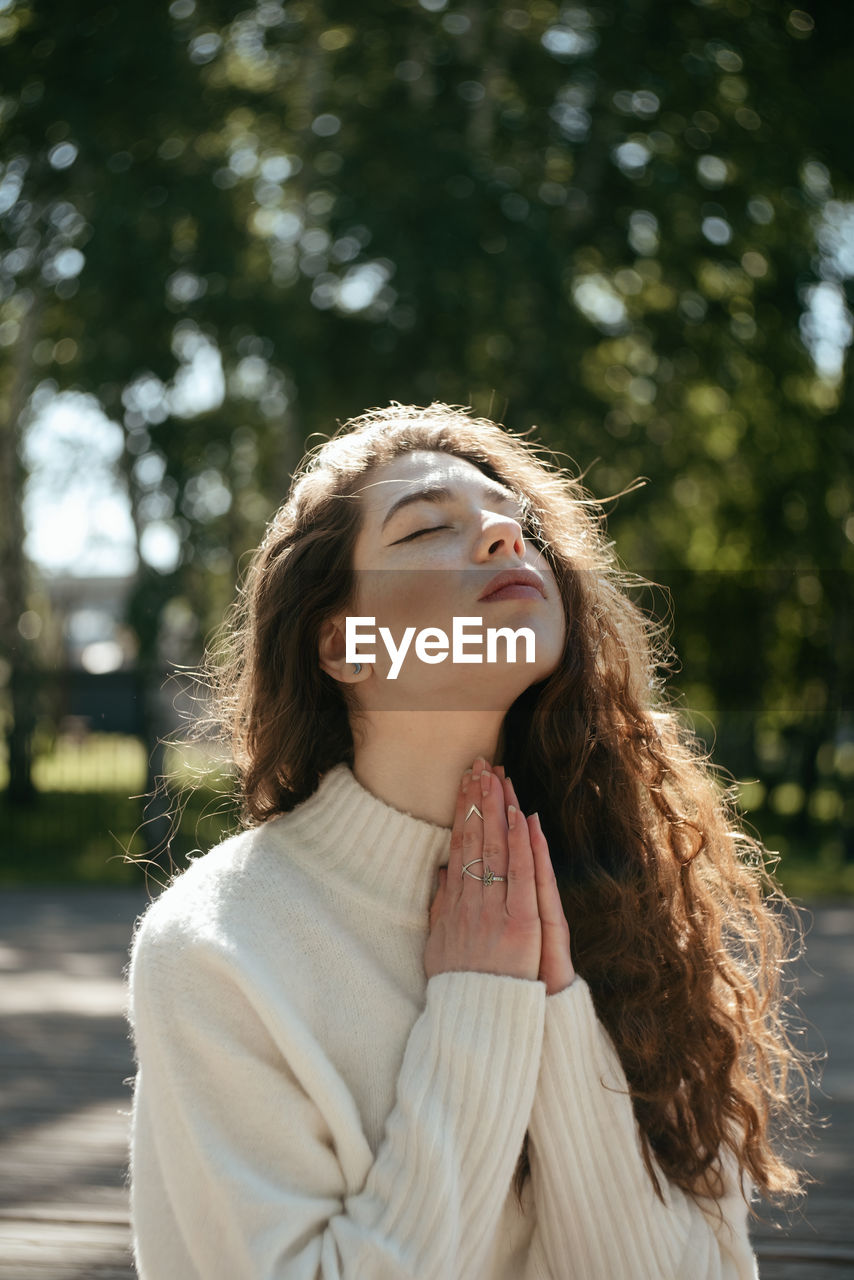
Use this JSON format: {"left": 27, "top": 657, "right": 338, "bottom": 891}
{"left": 353, "top": 663, "right": 362, "bottom": 674}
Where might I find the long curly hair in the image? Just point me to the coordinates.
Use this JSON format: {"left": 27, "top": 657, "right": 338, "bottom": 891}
{"left": 203, "top": 401, "right": 810, "bottom": 1211}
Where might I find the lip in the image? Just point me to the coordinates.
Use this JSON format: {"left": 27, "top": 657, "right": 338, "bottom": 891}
{"left": 478, "top": 567, "right": 546, "bottom": 603}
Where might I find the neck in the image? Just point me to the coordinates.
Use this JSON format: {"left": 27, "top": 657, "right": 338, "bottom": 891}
{"left": 352, "top": 710, "right": 506, "bottom": 828}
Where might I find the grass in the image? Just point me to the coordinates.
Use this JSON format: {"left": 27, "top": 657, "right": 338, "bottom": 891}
{"left": 765, "top": 848, "right": 854, "bottom": 900}
{"left": 1, "top": 734, "right": 852, "bottom": 897}
{"left": 0, "top": 734, "right": 240, "bottom": 888}
{"left": 29, "top": 734, "right": 149, "bottom": 792}
{"left": 0, "top": 786, "right": 241, "bottom": 888}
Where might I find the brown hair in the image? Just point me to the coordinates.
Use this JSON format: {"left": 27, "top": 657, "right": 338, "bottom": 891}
{"left": 205, "top": 401, "right": 811, "bottom": 1210}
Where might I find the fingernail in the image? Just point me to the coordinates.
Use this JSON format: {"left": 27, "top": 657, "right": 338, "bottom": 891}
{"left": 461, "top": 770, "right": 472, "bottom": 792}
{"left": 508, "top": 803, "right": 516, "bottom": 829}
{"left": 481, "top": 769, "right": 491, "bottom": 795}
{"left": 531, "top": 812, "right": 540, "bottom": 828}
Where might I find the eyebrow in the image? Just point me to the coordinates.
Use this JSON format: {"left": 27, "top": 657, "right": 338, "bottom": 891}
{"left": 380, "top": 482, "right": 522, "bottom": 534}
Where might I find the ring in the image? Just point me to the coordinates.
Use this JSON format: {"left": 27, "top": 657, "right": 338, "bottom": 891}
{"left": 464, "top": 803, "right": 484, "bottom": 823}
{"left": 462, "top": 858, "right": 507, "bottom": 886}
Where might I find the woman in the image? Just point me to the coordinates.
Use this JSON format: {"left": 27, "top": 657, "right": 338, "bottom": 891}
{"left": 126, "top": 402, "right": 807, "bottom": 1279}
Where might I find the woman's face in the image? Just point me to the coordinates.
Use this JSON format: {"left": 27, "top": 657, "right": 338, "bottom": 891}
{"left": 341, "top": 450, "right": 566, "bottom": 711}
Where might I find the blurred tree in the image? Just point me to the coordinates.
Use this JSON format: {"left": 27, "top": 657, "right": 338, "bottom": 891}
{"left": 1, "top": 0, "right": 851, "bottom": 861}
{"left": 0, "top": 290, "right": 41, "bottom": 801}
{"left": 0, "top": 1, "right": 283, "bottom": 806}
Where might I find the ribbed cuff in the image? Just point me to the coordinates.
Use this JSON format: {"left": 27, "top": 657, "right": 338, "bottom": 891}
{"left": 348, "top": 970, "right": 546, "bottom": 1278}
{"left": 529, "top": 977, "right": 692, "bottom": 1278}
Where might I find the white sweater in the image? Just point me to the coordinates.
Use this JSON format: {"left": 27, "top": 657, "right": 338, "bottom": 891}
{"left": 125, "top": 761, "right": 759, "bottom": 1279}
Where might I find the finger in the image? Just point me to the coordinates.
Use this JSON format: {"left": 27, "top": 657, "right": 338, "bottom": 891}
{"left": 501, "top": 773, "right": 525, "bottom": 835}
{"left": 447, "top": 768, "right": 473, "bottom": 890}
{"left": 459, "top": 764, "right": 486, "bottom": 898}
{"left": 479, "top": 765, "right": 510, "bottom": 892}
{"left": 503, "top": 778, "right": 538, "bottom": 919}
{"left": 528, "top": 814, "right": 574, "bottom": 989}
{"left": 527, "top": 813, "right": 567, "bottom": 929}
{"left": 499, "top": 772, "right": 514, "bottom": 812}
{"left": 502, "top": 778, "right": 563, "bottom": 929}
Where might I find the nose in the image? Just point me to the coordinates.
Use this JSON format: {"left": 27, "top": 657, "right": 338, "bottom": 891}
{"left": 477, "top": 512, "right": 526, "bottom": 560}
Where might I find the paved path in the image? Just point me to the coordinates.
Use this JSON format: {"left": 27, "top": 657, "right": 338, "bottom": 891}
{"left": 0, "top": 888, "right": 851, "bottom": 1278}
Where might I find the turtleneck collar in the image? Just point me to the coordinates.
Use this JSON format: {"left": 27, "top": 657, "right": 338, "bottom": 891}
{"left": 272, "top": 763, "right": 453, "bottom": 925}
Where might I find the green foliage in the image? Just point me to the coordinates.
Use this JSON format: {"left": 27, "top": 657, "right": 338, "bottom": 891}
{"left": 0, "top": 735, "right": 241, "bottom": 885}
{"left": 0, "top": 783, "right": 241, "bottom": 886}
{"left": 1, "top": 0, "right": 851, "bottom": 876}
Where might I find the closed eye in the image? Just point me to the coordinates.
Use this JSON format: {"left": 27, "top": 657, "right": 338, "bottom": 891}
{"left": 396, "top": 525, "right": 449, "bottom": 543}
{"left": 395, "top": 514, "right": 537, "bottom": 545}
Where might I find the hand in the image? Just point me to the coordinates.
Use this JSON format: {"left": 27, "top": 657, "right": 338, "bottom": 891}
{"left": 493, "top": 766, "right": 576, "bottom": 997}
{"left": 425, "top": 757, "right": 542, "bottom": 984}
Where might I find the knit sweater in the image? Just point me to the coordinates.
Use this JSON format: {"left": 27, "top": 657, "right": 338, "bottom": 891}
{"left": 125, "top": 761, "right": 759, "bottom": 1280}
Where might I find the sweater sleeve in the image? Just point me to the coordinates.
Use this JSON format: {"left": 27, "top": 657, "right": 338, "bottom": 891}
{"left": 524, "top": 977, "right": 759, "bottom": 1280}
{"left": 127, "top": 912, "right": 547, "bottom": 1280}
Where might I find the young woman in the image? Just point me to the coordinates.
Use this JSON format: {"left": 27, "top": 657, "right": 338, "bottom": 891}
{"left": 126, "top": 402, "right": 807, "bottom": 1279}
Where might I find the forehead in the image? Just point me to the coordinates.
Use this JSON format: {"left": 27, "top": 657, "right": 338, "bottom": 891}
{"left": 355, "top": 450, "right": 511, "bottom": 523}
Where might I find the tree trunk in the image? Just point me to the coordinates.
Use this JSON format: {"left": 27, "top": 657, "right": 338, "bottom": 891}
{"left": 0, "top": 289, "right": 43, "bottom": 805}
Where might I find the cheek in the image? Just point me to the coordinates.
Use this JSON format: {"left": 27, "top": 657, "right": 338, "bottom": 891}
{"left": 378, "top": 570, "right": 458, "bottom": 628}
{"left": 357, "top": 573, "right": 432, "bottom": 628}
{"left": 541, "top": 601, "right": 567, "bottom": 656}
{"left": 401, "top": 580, "right": 456, "bottom": 631}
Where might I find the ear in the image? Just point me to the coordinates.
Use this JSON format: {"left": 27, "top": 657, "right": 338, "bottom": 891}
{"left": 317, "top": 612, "right": 365, "bottom": 684}
{"left": 317, "top": 614, "right": 350, "bottom": 686}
